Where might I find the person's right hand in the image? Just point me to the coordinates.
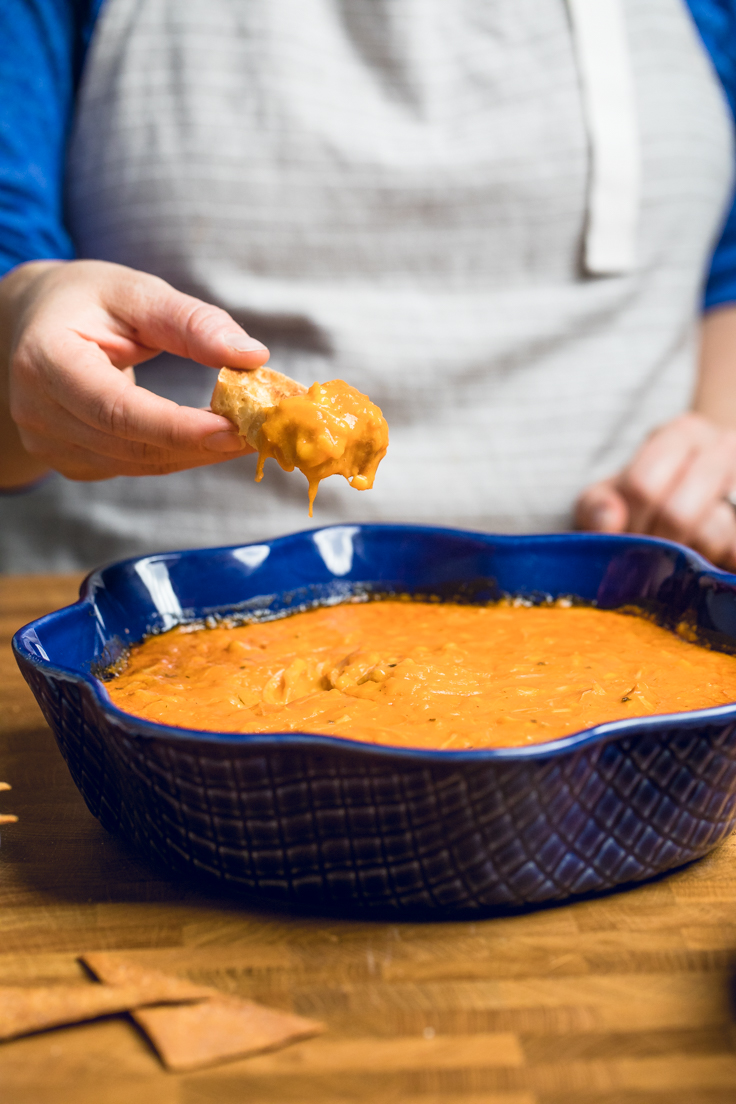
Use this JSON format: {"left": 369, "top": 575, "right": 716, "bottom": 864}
{"left": 1, "top": 259, "right": 270, "bottom": 485}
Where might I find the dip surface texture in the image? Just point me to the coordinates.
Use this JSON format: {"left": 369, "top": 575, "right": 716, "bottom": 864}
{"left": 105, "top": 602, "right": 736, "bottom": 749}
{"left": 256, "top": 380, "right": 388, "bottom": 515}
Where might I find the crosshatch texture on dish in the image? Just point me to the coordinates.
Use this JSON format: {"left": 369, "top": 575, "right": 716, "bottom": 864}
{"left": 13, "top": 526, "right": 736, "bottom": 914}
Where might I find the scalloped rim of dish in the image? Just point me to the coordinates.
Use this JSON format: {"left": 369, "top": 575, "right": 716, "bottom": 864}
{"left": 13, "top": 525, "right": 736, "bottom": 764}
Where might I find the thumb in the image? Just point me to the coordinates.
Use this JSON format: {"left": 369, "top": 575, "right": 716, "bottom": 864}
{"left": 575, "top": 478, "right": 629, "bottom": 533}
{"left": 106, "top": 268, "right": 271, "bottom": 370}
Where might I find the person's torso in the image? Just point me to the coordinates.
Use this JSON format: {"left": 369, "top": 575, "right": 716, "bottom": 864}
{"left": 3, "top": 0, "right": 732, "bottom": 571}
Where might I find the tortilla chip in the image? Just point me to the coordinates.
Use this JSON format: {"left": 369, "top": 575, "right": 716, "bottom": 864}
{"left": 0, "top": 783, "right": 16, "bottom": 823}
{"left": 82, "top": 952, "right": 324, "bottom": 1071}
{"left": 0, "top": 984, "right": 197, "bottom": 1042}
{"left": 81, "top": 953, "right": 214, "bottom": 1001}
{"left": 133, "top": 996, "right": 325, "bottom": 1072}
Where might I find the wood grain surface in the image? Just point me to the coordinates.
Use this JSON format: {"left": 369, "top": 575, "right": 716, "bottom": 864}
{"left": 1, "top": 573, "right": 736, "bottom": 1104}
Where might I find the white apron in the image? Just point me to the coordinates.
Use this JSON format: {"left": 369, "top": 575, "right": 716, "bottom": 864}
{"left": 1, "top": 0, "right": 732, "bottom": 571}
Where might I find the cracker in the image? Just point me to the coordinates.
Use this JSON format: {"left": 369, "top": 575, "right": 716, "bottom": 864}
{"left": 83, "top": 952, "right": 324, "bottom": 1072}
{"left": 211, "top": 365, "right": 306, "bottom": 449}
{"left": 1, "top": 959, "right": 214, "bottom": 1042}
{"left": 81, "top": 953, "right": 213, "bottom": 1001}
{"left": 133, "top": 996, "right": 325, "bottom": 1072}
{"left": 0, "top": 984, "right": 193, "bottom": 1042}
{"left": 0, "top": 782, "right": 16, "bottom": 823}
{"left": 82, "top": 953, "right": 324, "bottom": 1070}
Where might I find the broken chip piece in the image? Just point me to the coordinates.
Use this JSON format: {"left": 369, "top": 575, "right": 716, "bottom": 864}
{"left": 133, "top": 996, "right": 325, "bottom": 1072}
{"left": 0, "top": 982, "right": 203, "bottom": 1042}
{"left": 0, "top": 782, "right": 17, "bottom": 824}
{"left": 81, "top": 953, "right": 214, "bottom": 1002}
{"left": 82, "top": 952, "right": 325, "bottom": 1071}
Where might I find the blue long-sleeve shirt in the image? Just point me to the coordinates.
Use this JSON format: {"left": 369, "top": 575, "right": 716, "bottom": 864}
{"left": 2, "top": 0, "right": 736, "bottom": 308}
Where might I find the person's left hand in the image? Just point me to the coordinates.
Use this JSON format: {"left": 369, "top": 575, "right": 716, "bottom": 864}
{"left": 575, "top": 412, "right": 736, "bottom": 570}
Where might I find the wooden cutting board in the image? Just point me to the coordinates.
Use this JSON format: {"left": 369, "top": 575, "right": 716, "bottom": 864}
{"left": 1, "top": 573, "right": 736, "bottom": 1104}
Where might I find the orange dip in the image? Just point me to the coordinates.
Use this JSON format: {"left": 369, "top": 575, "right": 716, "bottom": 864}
{"left": 105, "top": 601, "right": 736, "bottom": 750}
{"left": 256, "top": 380, "right": 388, "bottom": 515}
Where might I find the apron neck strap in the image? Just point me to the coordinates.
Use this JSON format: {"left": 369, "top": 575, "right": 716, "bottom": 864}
{"left": 567, "top": 0, "right": 640, "bottom": 275}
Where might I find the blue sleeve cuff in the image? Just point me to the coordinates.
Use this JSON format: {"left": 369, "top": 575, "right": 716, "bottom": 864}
{"left": 703, "top": 201, "right": 736, "bottom": 310}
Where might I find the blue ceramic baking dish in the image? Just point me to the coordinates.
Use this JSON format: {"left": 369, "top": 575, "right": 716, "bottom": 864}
{"left": 13, "top": 524, "right": 736, "bottom": 915}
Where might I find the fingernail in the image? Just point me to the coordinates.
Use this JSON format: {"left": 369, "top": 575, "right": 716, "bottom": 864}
{"left": 590, "top": 506, "right": 613, "bottom": 530}
{"left": 204, "top": 431, "right": 247, "bottom": 452}
{"left": 225, "top": 333, "right": 268, "bottom": 353}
